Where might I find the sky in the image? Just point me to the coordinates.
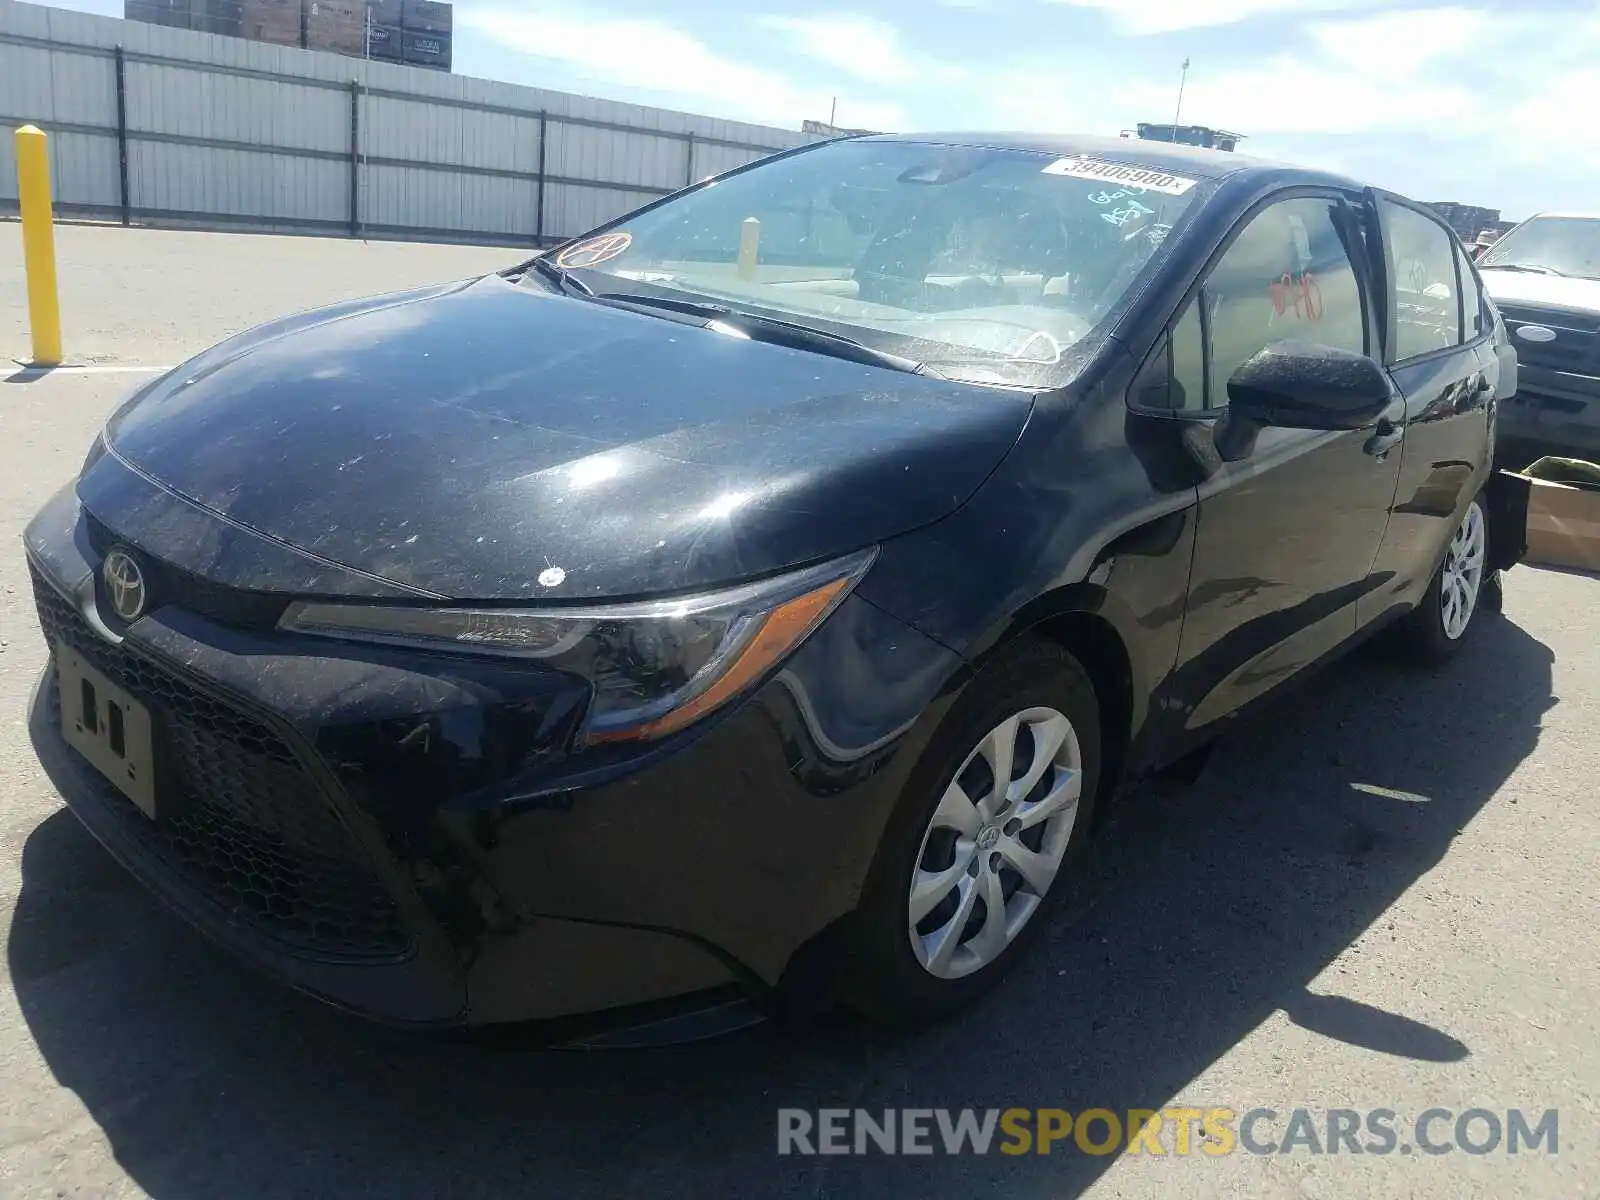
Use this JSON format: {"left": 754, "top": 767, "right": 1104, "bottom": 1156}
{"left": 44, "top": 0, "right": 1600, "bottom": 219}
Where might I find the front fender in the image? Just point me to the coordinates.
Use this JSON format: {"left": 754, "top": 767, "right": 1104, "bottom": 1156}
{"left": 857, "top": 499, "right": 1197, "bottom": 786}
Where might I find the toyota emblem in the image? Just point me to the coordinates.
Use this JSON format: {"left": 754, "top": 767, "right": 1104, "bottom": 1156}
{"left": 102, "top": 548, "right": 148, "bottom": 622}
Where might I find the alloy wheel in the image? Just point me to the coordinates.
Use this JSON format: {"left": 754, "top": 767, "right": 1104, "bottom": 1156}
{"left": 907, "top": 706, "right": 1083, "bottom": 980}
{"left": 1440, "top": 499, "right": 1486, "bottom": 641}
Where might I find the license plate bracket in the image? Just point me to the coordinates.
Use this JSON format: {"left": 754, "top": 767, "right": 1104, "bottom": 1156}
{"left": 56, "top": 644, "right": 160, "bottom": 821}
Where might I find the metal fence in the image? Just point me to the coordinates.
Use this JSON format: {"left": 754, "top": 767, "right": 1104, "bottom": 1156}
{"left": 0, "top": 0, "right": 817, "bottom": 246}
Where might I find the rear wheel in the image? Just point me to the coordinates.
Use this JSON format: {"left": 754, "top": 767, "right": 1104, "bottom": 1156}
{"left": 842, "top": 638, "right": 1101, "bottom": 1026}
{"left": 1394, "top": 497, "right": 1489, "bottom": 664}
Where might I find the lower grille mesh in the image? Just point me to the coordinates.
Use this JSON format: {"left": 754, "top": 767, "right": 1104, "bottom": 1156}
{"left": 32, "top": 566, "right": 411, "bottom": 962}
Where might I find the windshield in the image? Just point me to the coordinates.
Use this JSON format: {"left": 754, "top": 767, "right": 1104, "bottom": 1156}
{"left": 1479, "top": 216, "right": 1600, "bottom": 280}
{"left": 535, "top": 139, "right": 1204, "bottom": 387}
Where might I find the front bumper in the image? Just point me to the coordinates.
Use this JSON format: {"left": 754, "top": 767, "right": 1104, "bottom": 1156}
{"left": 24, "top": 486, "right": 962, "bottom": 1028}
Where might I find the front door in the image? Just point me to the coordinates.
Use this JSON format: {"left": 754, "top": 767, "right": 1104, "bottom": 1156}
{"left": 1164, "top": 191, "right": 1403, "bottom": 730}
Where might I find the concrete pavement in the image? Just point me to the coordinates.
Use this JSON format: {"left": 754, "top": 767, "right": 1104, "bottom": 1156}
{"left": 1, "top": 221, "right": 515, "bottom": 367}
{"left": 0, "top": 224, "right": 1596, "bottom": 1199}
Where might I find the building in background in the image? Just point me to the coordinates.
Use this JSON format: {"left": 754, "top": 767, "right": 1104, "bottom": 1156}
{"left": 1125, "top": 123, "right": 1246, "bottom": 151}
{"left": 801, "top": 119, "right": 880, "bottom": 139}
{"left": 123, "top": 0, "right": 451, "bottom": 70}
{"left": 1426, "top": 202, "right": 1517, "bottom": 243}
{"left": 122, "top": 0, "right": 244, "bottom": 35}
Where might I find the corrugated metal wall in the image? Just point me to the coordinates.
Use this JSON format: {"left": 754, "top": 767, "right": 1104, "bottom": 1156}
{"left": 0, "top": 0, "right": 818, "bottom": 245}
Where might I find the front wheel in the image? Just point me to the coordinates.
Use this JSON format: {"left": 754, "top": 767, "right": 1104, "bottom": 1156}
{"left": 1394, "top": 496, "right": 1490, "bottom": 664}
{"left": 841, "top": 638, "right": 1101, "bottom": 1026}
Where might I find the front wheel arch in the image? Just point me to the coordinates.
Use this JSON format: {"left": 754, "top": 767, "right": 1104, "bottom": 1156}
{"left": 961, "top": 585, "right": 1141, "bottom": 815}
{"left": 1030, "top": 610, "right": 1134, "bottom": 822}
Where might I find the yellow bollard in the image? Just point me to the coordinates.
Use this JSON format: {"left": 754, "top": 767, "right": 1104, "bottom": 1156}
{"left": 737, "top": 217, "right": 760, "bottom": 281}
{"left": 15, "top": 125, "right": 63, "bottom": 366}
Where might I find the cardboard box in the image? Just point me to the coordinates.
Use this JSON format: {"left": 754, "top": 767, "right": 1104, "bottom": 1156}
{"left": 1518, "top": 458, "right": 1600, "bottom": 574}
{"left": 401, "top": 0, "right": 451, "bottom": 33}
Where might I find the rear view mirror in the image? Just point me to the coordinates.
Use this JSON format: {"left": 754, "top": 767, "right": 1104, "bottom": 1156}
{"left": 1214, "top": 341, "right": 1393, "bottom": 461}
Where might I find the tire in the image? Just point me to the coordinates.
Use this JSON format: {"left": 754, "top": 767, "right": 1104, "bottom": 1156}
{"left": 1393, "top": 496, "right": 1491, "bottom": 665}
{"left": 841, "top": 636, "right": 1101, "bottom": 1027}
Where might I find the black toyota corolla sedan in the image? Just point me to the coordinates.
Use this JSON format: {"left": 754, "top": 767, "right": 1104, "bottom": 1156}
{"left": 25, "top": 133, "right": 1529, "bottom": 1037}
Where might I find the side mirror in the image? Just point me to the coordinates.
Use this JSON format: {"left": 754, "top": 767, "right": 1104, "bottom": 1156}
{"left": 1214, "top": 341, "right": 1393, "bottom": 462}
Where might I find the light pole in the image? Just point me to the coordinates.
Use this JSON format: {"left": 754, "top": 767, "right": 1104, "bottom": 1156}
{"left": 1172, "top": 57, "right": 1190, "bottom": 138}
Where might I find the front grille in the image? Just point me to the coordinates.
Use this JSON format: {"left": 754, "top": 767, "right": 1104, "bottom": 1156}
{"left": 32, "top": 566, "right": 411, "bottom": 962}
{"left": 1497, "top": 303, "right": 1600, "bottom": 375}
{"left": 83, "top": 510, "right": 291, "bottom": 630}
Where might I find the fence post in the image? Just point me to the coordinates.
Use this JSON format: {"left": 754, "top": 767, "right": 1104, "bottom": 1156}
{"left": 113, "top": 46, "right": 131, "bottom": 225}
{"left": 684, "top": 133, "right": 695, "bottom": 188}
{"left": 348, "top": 79, "right": 361, "bottom": 238}
{"left": 534, "top": 111, "right": 547, "bottom": 247}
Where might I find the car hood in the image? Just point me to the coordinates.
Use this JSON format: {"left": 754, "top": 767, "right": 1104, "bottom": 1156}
{"left": 94, "top": 274, "right": 1034, "bottom": 600}
{"left": 1480, "top": 269, "right": 1600, "bottom": 313}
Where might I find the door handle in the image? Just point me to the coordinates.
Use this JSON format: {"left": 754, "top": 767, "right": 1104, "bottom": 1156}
{"left": 1364, "top": 419, "right": 1404, "bottom": 458}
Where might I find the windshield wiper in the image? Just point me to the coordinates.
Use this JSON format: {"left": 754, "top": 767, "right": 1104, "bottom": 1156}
{"left": 1479, "top": 262, "right": 1568, "bottom": 277}
{"left": 590, "top": 291, "right": 938, "bottom": 377}
{"left": 527, "top": 255, "right": 596, "bottom": 296}
{"left": 592, "top": 291, "right": 725, "bottom": 319}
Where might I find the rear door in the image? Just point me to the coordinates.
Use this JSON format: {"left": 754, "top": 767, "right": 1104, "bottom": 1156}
{"left": 1358, "top": 192, "right": 1498, "bottom": 626}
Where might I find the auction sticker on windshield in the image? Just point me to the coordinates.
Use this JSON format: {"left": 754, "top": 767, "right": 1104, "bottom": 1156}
{"left": 1042, "top": 157, "right": 1197, "bottom": 196}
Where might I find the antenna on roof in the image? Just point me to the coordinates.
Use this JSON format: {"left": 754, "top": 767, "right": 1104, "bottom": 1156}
{"left": 1173, "top": 58, "right": 1190, "bottom": 136}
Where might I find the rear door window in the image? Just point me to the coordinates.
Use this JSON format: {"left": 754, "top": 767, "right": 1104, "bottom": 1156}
{"left": 1380, "top": 200, "right": 1464, "bottom": 359}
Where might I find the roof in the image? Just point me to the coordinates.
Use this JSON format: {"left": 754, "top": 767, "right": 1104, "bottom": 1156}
{"left": 863, "top": 131, "right": 1358, "bottom": 189}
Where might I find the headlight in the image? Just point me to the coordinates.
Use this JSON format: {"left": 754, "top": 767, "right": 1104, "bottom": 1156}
{"left": 278, "top": 548, "right": 875, "bottom": 744}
